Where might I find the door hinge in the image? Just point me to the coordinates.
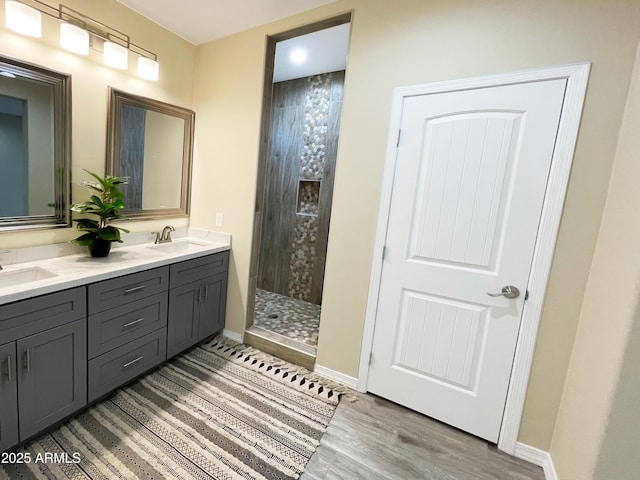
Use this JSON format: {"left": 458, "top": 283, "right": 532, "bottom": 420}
{"left": 525, "top": 289, "right": 530, "bottom": 301}
{"left": 396, "top": 129, "right": 402, "bottom": 147}
{"left": 369, "top": 352, "right": 374, "bottom": 365}
{"left": 382, "top": 246, "right": 387, "bottom": 261}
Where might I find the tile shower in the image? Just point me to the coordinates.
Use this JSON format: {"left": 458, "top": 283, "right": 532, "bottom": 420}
{"left": 255, "top": 70, "right": 344, "bottom": 348}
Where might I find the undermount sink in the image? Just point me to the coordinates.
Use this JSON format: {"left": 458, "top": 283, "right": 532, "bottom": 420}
{"left": 145, "top": 239, "right": 211, "bottom": 254}
{"left": 0, "top": 267, "right": 58, "bottom": 289}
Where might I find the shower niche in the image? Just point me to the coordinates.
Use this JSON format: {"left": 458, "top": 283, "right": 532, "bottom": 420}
{"left": 297, "top": 180, "right": 320, "bottom": 216}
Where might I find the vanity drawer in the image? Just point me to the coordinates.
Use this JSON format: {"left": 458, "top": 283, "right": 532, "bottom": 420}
{"left": 88, "top": 293, "right": 168, "bottom": 359}
{"left": 0, "top": 287, "right": 86, "bottom": 343}
{"left": 88, "top": 267, "right": 169, "bottom": 314}
{"left": 170, "top": 251, "right": 229, "bottom": 288}
{"left": 88, "top": 328, "right": 167, "bottom": 402}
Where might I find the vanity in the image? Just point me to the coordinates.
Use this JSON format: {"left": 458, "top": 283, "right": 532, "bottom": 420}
{"left": 0, "top": 51, "right": 213, "bottom": 454}
{"left": 0, "top": 231, "right": 230, "bottom": 453}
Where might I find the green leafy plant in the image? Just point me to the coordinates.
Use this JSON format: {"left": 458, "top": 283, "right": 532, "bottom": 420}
{"left": 70, "top": 170, "right": 130, "bottom": 246}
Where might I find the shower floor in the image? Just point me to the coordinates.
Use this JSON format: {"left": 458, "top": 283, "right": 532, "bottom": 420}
{"left": 253, "top": 289, "right": 320, "bottom": 347}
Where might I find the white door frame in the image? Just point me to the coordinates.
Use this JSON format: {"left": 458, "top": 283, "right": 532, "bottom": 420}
{"left": 357, "top": 63, "right": 590, "bottom": 454}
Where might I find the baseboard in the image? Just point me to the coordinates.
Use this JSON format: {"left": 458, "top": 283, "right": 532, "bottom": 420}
{"left": 222, "top": 329, "right": 244, "bottom": 343}
{"left": 515, "top": 442, "right": 558, "bottom": 480}
{"left": 313, "top": 364, "right": 358, "bottom": 389}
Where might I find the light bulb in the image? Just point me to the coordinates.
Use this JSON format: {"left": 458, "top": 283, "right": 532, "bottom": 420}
{"left": 103, "top": 41, "right": 128, "bottom": 70}
{"left": 5, "top": 1, "right": 42, "bottom": 37}
{"left": 60, "top": 23, "right": 89, "bottom": 55}
{"left": 137, "top": 57, "right": 159, "bottom": 81}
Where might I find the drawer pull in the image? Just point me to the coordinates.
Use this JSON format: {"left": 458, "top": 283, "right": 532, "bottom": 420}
{"left": 204, "top": 285, "right": 208, "bottom": 300}
{"left": 123, "top": 317, "right": 144, "bottom": 329}
{"left": 123, "top": 356, "right": 144, "bottom": 369}
{"left": 5, "top": 355, "right": 11, "bottom": 383}
{"left": 24, "top": 348, "right": 30, "bottom": 374}
{"left": 124, "top": 285, "right": 146, "bottom": 294}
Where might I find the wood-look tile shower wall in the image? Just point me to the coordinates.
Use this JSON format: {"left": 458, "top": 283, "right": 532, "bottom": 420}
{"left": 258, "top": 71, "right": 344, "bottom": 305}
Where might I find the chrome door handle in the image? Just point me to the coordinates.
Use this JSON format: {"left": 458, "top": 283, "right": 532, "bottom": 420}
{"left": 487, "top": 285, "right": 520, "bottom": 299}
{"left": 5, "top": 355, "right": 11, "bottom": 383}
{"left": 123, "top": 317, "right": 144, "bottom": 329}
{"left": 24, "top": 348, "right": 31, "bottom": 374}
{"left": 124, "top": 285, "right": 146, "bottom": 294}
{"left": 123, "top": 356, "right": 144, "bottom": 369}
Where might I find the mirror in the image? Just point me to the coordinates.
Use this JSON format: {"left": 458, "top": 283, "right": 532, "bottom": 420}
{"left": 106, "top": 88, "right": 194, "bottom": 220}
{"left": 0, "top": 55, "right": 71, "bottom": 230}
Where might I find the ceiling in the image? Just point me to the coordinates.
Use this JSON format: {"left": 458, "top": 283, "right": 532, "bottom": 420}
{"left": 273, "top": 23, "right": 350, "bottom": 82}
{"left": 117, "top": 0, "right": 337, "bottom": 45}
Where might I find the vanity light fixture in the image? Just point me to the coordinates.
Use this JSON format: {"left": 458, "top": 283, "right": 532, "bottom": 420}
{"left": 2, "top": 0, "right": 159, "bottom": 81}
{"left": 5, "top": 0, "right": 42, "bottom": 37}
{"left": 137, "top": 56, "right": 159, "bottom": 81}
{"left": 59, "top": 22, "right": 89, "bottom": 55}
{"left": 103, "top": 41, "right": 128, "bottom": 69}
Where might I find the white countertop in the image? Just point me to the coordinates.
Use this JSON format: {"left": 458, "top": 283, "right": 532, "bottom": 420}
{"left": 0, "top": 228, "right": 231, "bottom": 306}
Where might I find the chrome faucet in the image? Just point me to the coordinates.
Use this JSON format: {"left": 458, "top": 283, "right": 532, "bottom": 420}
{"left": 155, "top": 225, "right": 175, "bottom": 244}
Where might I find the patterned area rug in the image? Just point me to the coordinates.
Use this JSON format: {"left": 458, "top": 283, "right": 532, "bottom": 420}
{"left": 0, "top": 336, "right": 343, "bottom": 480}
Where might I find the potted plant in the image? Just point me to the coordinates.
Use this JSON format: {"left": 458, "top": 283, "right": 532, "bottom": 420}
{"left": 70, "top": 170, "right": 129, "bottom": 257}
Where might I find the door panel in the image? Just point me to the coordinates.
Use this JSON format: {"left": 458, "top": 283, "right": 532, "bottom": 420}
{"left": 17, "top": 320, "right": 87, "bottom": 441}
{"left": 167, "top": 280, "right": 200, "bottom": 358}
{"left": 409, "top": 112, "right": 522, "bottom": 269}
{"left": 0, "top": 342, "right": 18, "bottom": 453}
{"left": 198, "top": 273, "right": 226, "bottom": 342}
{"left": 393, "top": 291, "right": 486, "bottom": 392}
{"left": 368, "top": 79, "right": 567, "bottom": 442}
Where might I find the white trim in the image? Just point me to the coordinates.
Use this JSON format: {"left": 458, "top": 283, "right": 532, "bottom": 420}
{"left": 222, "top": 329, "right": 244, "bottom": 343}
{"left": 314, "top": 364, "right": 358, "bottom": 389}
{"left": 515, "top": 443, "right": 558, "bottom": 480}
{"left": 357, "top": 63, "right": 591, "bottom": 454}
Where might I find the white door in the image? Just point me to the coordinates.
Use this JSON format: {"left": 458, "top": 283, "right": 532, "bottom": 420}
{"left": 367, "top": 79, "right": 567, "bottom": 442}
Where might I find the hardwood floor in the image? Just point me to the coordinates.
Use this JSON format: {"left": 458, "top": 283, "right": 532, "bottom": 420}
{"left": 302, "top": 393, "right": 545, "bottom": 480}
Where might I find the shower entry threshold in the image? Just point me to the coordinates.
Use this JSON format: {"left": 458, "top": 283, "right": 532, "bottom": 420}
{"left": 244, "top": 326, "right": 316, "bottom": 371}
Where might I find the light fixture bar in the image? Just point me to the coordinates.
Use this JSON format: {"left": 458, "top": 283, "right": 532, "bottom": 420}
{"left": 4, "top": 0, "right": 159, "bottom": 79}
{"left": 59, "top": 4, "right": 129, "bottom": 50}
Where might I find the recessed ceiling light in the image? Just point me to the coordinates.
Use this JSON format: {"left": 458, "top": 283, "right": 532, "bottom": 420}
{"left": 0, "top": 71, "right": 16, "bottom": 78}
{"left": 289, "top": 48, "right": 308, "bottom": 64}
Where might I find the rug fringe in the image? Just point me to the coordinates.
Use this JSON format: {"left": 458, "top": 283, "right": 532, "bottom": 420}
{"left": 201, "top": 335, "right": 357, "bottom": 402}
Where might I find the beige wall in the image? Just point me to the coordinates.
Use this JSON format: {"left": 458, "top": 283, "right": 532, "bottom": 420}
{"left": 0, "top": 0, "right": 196, "bottom": 247}
{"left": 2, "top": 0, "right": 640, "bottom": 473}
{"left": 551, "top": 41, "right": 640, "bottom": 480}
{"left": 191, "top": 0, "right": 640, "bottom": 455}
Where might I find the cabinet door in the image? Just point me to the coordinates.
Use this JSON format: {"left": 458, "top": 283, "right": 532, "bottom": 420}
{"left": 0, "top": 342, "right": 18, "bottom": 453}
{"left": 198, "top": 272, "right": 228, "bottom": 342}
{"left": 167, "top": 280, "right": 200, "bottom": 358}
{"left": 17, "top": 319, "right": 87, "bottom": 441}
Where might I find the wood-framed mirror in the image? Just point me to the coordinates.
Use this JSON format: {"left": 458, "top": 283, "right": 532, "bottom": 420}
{"left": 106, "top": 88, "right": 194, "bottom": 220}
{"left": 0, "top": 55, "right": 71, "bottom": 231}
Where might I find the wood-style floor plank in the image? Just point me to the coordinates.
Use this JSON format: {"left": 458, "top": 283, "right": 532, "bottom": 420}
{"left": 303, "top": 393, "right": 544, "bottom": 480}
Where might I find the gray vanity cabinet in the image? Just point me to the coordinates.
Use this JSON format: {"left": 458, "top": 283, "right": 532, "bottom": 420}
{"left": 0, "top": 287, "right": 87, "bottom": 450}
{"left": 0, "top": 342, "right": 18, "bottom": 453}
{"left": 0, "top": 248, "right": 229, "bottom": 453}
{"left": 167, "top": 251, "right": 229, "bottom": 358}
{"left": 17, "top": 319, "right": 87, "bottom": 440}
